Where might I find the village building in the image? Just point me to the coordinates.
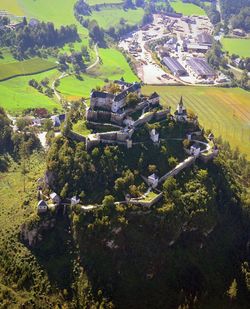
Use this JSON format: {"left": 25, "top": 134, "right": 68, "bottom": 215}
{"left": 50, "top": 192, "right": 61, "bottom": 205}
{"left": 232, "top": 29, "right": 246, "bottom": 37}
{"left": 150, "top": 129, "right": 159, "bottom": 143}
{"left": 190, "top": 144, "right": 201, "bottom": 157}
{"left": 51, "top": 114, "right": 66, "bottom": 127}
{"left": 148, "top": 92, "right": 160, "bottom": 105}
{"left": 197, "top": 32, "right": 213, "bottom": 47}
{"left": 37, "top": 200, "right": 48, "bottom": 214}
{"left": 148, "top": 174, "right": 159, "bottom": 188}
{"left": 174, "top": 97, "right": 188, "bottom": 121}
{"left": 71, "top": 196, "right": 80, "bottom": 206}
{"left": 163, "top": 57, "right": 187, "bottom": 77}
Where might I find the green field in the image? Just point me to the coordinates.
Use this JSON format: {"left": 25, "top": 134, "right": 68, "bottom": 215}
{"left": 0, "top": 70, "right": 60, "bottom": 114}
{"left": 0, "top": 0, "right": 24, "bottom": 15}
{"left": 87, "top": 7, "right": 144, "bottom": 29}
{"left": 17, "top": 0, "right": 77, "bottom": 26}
{"left": 58, "top": 48, "right": 138, "bottom": 100}
{"left": 170, "top": 0, "right": 206, "bottom": 16}
{"left": 87, "top": 0, "right": 123, "bottom": 4}
{"left": 0, "top": 58, "right": 56, "bottom": 81}
{"left": 221, "top": 38, "right": 250, "bottom": 57}
{"left": 143, "top": 86, "right": 250, "bottom": 156}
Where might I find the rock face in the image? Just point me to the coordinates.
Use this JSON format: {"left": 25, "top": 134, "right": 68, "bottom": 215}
{"left": 20, "top": 218, "right": 56, "bottom": 247}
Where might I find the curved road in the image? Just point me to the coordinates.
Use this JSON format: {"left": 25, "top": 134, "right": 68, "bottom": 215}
{"left": 52, "top": 44, "right": 100, "bottom": 102}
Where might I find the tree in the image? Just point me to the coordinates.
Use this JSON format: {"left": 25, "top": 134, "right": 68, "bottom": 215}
{"left": 125, "top": 93, "right": 140, "bottom": 108}
{"left": 168, "top": 156, "right": 178, "bottom": 169}
{"left": 136, "top": 0, "right": 145, "bottom": 7}
{"left": 148, "top": 164, "right": 157, "bottom": 174}
{"left": 115, "top": 170, "right": 134, "bottom": 193}
{"left": 16, "top": 118, "right": 30, "bottom": 131}
{"left": 41, "top": 77, "right": 49, "bottom": 87}
{"left": 43, "top": 119, "right": 54, "bottom": 131}
{"left": 227, "top": 279, "right": 237, "bottom": 301}
{"left": 183, "top": 139, "right": 190, "bottom": 149}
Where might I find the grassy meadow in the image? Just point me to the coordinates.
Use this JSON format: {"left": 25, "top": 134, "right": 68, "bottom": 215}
{"left": 86, "top": 7, "right": 144, "bottom": 29}
{"left": 221, "top": 38, "right": 250, "bottom": 57}
{"left": 170, "top": 0, "right": 206, "bottom": 16}
{"left": 0, "top": 70, "right": 60, "bottom": 114}
{"left": 58, "top": 48, "right": 138, "bottom": 100}
{"left": 17, "top": 0, "right": 77, "bottom": 26}
{"left": 143, "top": 85, "right": 250, "bottom": 156}
{"left": 0, "top": 58, "right": 56, "bottom": 81}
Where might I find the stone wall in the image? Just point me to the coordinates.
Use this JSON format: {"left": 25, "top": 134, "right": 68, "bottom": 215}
{"left": 87, "top": 109, "right": 125, "bottom": 126}
{"left": 159, "top": 156, "right": 196, "bottom": 183}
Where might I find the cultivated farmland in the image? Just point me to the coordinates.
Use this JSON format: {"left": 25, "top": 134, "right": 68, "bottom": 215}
{"left": 86, "top": 7, "right": 144, "bottom": 30}
{"left": 170, "top": 0, "right": 206, "bottom": 16}
{"left": 221, "top": 38, "right": 250, "bottom": 58}
{"left": 0, "top": 0, "right": 24, "bottom": 15}
{"left": 143, "top": 85, "right": 250, "bottom": 156}
{"left": 0, "top": 58, "right": 56, "bottom": 81}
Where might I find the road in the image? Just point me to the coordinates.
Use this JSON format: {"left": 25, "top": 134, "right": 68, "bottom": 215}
{"left": 52, "top": 43, "right": 100, "bottom": 102}
{"left": 228, "top": 64, "right": 250, "bottom": 77}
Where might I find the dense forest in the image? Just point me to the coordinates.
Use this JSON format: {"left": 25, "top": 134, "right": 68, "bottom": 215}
{"left": 43, "top": 126, "right": 250, "bottom": 308}
{"left": 230, "top": 7, "right": 250, "bottom": 32}
{"left": 221, "top": 0, "right": 250, "bottom": 20}
{"left": 0, "top": 103, "right": 250, "bottom": 308}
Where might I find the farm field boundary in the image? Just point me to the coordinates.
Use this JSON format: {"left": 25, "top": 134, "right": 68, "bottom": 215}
{"left": 143, "top": 85, "right": 250, "bottom": 156}
{"left": 0, "top": 58, "right": 56, "bottom": 82}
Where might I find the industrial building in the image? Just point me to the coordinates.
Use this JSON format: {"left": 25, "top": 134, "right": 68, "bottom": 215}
{"left": 197, "top": 32, "right": 213, "bottom": 46}
{"left": 163, "top": 57, "right": 187, "bottom": 77}
{"left": 186, "top": 43, "right": 209, "bottom": 53}
{"left": 187, "top": 58, "right": 216, "bottom": 79}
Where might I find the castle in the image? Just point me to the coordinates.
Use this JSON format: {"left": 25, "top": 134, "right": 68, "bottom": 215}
{"left": 90, "top": 80, "right": 141, "bottom": 113}
{"left": 86, "top": 79, "right": 161, "bottom": 126}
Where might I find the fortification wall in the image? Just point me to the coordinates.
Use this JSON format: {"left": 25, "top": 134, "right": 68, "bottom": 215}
{"left": 155, "top": 109, "right": 170, "bottom": 121}
{"left": 68, "top": 131, "right": 86, "bottom": 143}
{"left": 159, "top": 156, "right": 196, "bottom": 183}
{"left": 134, "top": 112, "right": 154, "bottom": 127}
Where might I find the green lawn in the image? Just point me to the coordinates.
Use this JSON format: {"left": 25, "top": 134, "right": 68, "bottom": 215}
{"left": 143, "top": 85, "right": 250, "bottom": 156}
{"left": 0, "top": 70, "right": 60, "bottom": 114}
{"left": 86, "top": 7, "right": 144, "bottom": 29}
{"left": 0, "top": 58, "right": 56, "bottom": 81}
{"left": 221, "top": 38, "right": 250, "bottom": 58}
{"left": 170, "top": 0, "right": 206, "bottom": 16}
{"left": 58, "top": 48, "right": 138, "bottom": 100}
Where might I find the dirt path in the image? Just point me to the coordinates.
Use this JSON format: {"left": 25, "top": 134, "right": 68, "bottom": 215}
{"left": 52, "top": 44, "right": 100, "bottom": 102}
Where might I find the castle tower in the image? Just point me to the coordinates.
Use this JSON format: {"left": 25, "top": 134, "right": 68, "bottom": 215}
{"left": 174, "top": 96, "right": 187, "bottom": 122}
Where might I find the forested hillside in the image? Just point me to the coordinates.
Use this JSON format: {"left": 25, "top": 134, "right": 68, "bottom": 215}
{"left": 221, "top": 0, "right": 250, "bottom": 27}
